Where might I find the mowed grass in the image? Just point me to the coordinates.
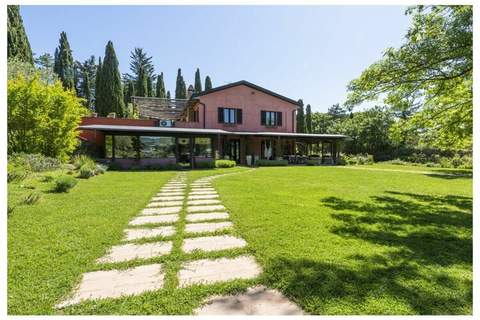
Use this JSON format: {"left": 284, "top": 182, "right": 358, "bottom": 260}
{"left": 213, "top": 166, "right": 472, "bottom": 315}
{"left": 8, "top": 170, "right": 175, "bottom": 314}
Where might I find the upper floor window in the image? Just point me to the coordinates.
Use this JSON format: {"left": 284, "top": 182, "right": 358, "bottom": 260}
{"left": 218, "top": 107, "right": 242, "bottom": 124}
{"left": 261, "top": 111, "right": 282, "bottom": 127}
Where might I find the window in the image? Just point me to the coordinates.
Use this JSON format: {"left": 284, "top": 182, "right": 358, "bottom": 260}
{"left": 218, "top": 107, "right": 242, "bottom": 124}
{"left": 105, "top": 135, "right": 113, "bottom": 158}
{"left": 140, "top": 136, "right": 176, "bottom": 158}
{"left": 114, "top": 136, "right": 138, "bottom": 159}
{"left": 194, "top": 137, "right": 212, "bottom": 157}
{"left": 188, "top": 108, "right": 199, "bottom": 122}
{"left": 261, "top": 111, "right": 282, "bottom": 126}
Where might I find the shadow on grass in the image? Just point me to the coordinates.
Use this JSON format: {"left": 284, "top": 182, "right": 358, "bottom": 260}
{"left": 424, "top": 169, "right": 472, "bottom": 180}
{"left": 264, "top": 191, "right": 472, "bottom": 315}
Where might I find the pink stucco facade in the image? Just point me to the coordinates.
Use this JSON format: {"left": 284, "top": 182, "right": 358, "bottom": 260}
{"left": 176, "top": 84, "right": 298, "bottom": 132}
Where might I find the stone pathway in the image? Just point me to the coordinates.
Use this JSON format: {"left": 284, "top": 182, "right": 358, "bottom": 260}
{"left": 56, "top": 171, "right": 301, "bottom": 315}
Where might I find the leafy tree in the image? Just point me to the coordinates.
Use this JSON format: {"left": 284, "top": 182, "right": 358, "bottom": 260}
{"left": 311, "top": 112, "right": 335, "bottom": 134}
{"left": 8, "top": 75, "right": 87, "bottom": 160}
{"left": 136, "top": 65, "right": 148, "bottom": 97}
{"left": 205, "top": 75, "right": 213, "bottom": 90}
{"left": 194, "top": 68, "right": 202, "bottom": 93}
{"left": 96, "top": 41, "right": 125, "bottom": 117}
{"left": 346, "top": 6, "right": 472, "bottom": 150}
{"left": 327, "top": 103, "right": 347, "bottom": 119}
{"left": 156, "top": 72, "right": 166, "bottom": 98}
{"left": 175, "top": 68, "right": 187, "bottom": 99}
{"left": 53, "top": 32, "right": 75, "bottom": 90}
{"left": 94, "top": 58, "right": 103, "bottom": 114}
{"left": 296, "top": 99, "right": 305, "bottom": 133}
{"left": 305, "top": 104, "right": 312, "bottom": 133}
{"left": 34, "top": 53, "right": 56, "bottom": 85}
{"left": 7, "top": 5, "right": 33, "bottom": 64}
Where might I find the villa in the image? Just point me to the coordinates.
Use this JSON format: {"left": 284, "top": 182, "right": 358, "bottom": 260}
{"left": 79, "top": 80, "right": 347, "bottom": 168}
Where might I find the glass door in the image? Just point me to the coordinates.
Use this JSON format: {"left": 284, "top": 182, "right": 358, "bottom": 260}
{"left": 225, "top": 139, "right": 241, "bottom": 163}
{"left": 177, "top": 137, "right": 191, "bottom": 165}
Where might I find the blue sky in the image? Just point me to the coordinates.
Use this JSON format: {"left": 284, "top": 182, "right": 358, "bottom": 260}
{"left": 21, "top": 5, "right": 410, "bottom": 112}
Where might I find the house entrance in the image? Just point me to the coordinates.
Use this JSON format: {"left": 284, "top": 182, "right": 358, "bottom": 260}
{"left": 225, "top": 139, "right": 241, "bottom": 163}
{"left": 177, "top": 137, "right": 191, "bottom": 165}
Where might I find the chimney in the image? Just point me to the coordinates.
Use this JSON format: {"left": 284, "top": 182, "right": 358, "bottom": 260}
{"left": 187, "top": 85, "right": 195, "bottom": 99}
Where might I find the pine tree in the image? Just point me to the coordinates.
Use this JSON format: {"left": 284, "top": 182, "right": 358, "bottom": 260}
{"left": 156, "top": 72, "right": 166, "bottom": 98}
{"left": 97, "top": 41, "right": 125, "bottom": 117}
{"left": 128, "top": 47, "right": 154, "bottom": 80}
{"left": 136, "top": 65, "right": 148, "bottom": 97}
{"left": 194, "top": 68, "right": 202, "bottom": 93}
{"left": 205, "top": 75, "right": 213, "bottom": 90}
{"left": 7, "top": 5, "right": 33, "bottom": 64}
{"left": 54, "top": 31, "right": 75, "bottom": 90}
{"left": 175, "top": 68, "right": 187, "bottom": 99}
{"left": 296, "top": 99, "right": 305, "bottom": 133}
{"left": 94, "top": 58, "right": 103, "bottom": 114}
{"left": 305, "top": 104, "right": 312, "bottom": 133}
{"left": 167, "top": 91, "right": 171, "bottom": 100}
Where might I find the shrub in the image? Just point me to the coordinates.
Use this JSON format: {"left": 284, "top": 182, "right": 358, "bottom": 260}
{"left": 196, "top": 161, "right": 215, "bottom": 169}
{"left": 72, "top": 154, "right": 95, "bottom": 170}
{"left": 95, "top": 164, "right": 108, "bottom": 174}
{"left": 215, "top": 160, "right": 236, "bottom": 168}
{"left": 53, "top": 175, "right": 77, "bottom": 193}
{"left": 342, "top": 154, "right": 374, "bottom": 165}
{"left": 256, "top": 159, "right": 288, "bottom": 167}
{"left": 78, "top": 163, "right": 96, "bottom": 179}
{"left": 306, "top": 159, "right": 321, "bottom": 166}
{"left": 41, "top": 175, "right": 54, "bottom": 182}
{"left": 9, "top": 153, "right": 61, "bottom": 172}
{"left": 23, "top": 192, "right": 42, "bottom": 205}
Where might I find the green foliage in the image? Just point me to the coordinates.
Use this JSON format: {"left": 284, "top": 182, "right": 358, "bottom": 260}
{"left": 78, "top": 164, "right": 96, "bottom": 179}
{"left": 215, "top": 160, "right": 236, "bottom": 168}
{"left": 10, "top": 153, "right": 61, "bottom": 172}
{"left": 342, "top": 154, "right": 374, "bottom": 165}
{"left": 135, "top": 65, "right": 148, "bottom": 97}
{"left": 53, "top": 32, "right": 75, "bottom": 90}
{"left": 155, "top": 72, "right": 166, "bottom": 98}
{"left": 195, "top": 160, "right": 215, "bottom": 169}
{"left": 305, "top": 104, "right": 312, "bottom": 133}
{"left": 175, "top": 68, "right": 186, "bottom": 99}
{"left": 296, "top": 99, "right": 305, "bottom": 133}
{"left": 128, "top": 47, "right": 154, "bottom": 80}
{"left": 7, "top": 5, "right": 33, "bottom": 64}
{"left": 53, "top": 175, "right": 77, "bottom": 193}
{"left": 7, "top": 163, "right": 28, "bottom": 183}
{"left": 346, "top": 6, "right": 472, "bottom": 150}
{"left": 96, "top": 41, "right": 125, "bottom": 117}
{"left": 8, "top": 76, "right": 87, "bottom": 161}
{"left": 256, "top": 159, "right": 288, "bottom": 167}
{"left": 8, "top": 59, "right": 58, "bottom": 85}
{"left": 72, "top": 154, "right": 95, "bottom": 169}
{"left": 194, "top": 68, "right": 202, "bottom": 93}
{"left": 124, "top": 80, "right": 135, "bottom": 106}
{"left": 23, "top": 192, "right": 42, "bottom": 205}
{"left": 204, "top": 75, "right": 213, "bottom": 91}
{"left": 94, "top": 58, "right": 103, "bottom": 113}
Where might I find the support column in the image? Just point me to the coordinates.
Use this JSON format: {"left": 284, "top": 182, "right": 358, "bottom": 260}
{"left": 112, "top": 135, "right": 116, "bottom": 161}
{"left": 189, "top": 137, "right": 194, "bottom": 169}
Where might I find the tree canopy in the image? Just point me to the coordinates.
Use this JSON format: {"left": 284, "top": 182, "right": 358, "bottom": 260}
{"left": 156, "top": 72, "right": 166, "bottom": 98}
{"left": 7, "top": 5, "right": 33, "bottom": 64}
{"left": 194, "top": 68, "right": 202, "bottom": 93}
{"left": 205, "top": 76, "right": 213, "bottom": 91}
{"left": 346, "top": 5, "right": 472, "bottom": 151}
{"left": 53, "top": 32, "right": 75, "bottom": 90}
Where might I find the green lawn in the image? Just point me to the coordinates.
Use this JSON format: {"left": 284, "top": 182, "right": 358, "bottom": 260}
{"left": 8, "top": 165, "right": 472, "bottom": 315}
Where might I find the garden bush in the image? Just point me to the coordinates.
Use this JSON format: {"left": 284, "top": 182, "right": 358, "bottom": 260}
{"left": 342, "top": 154, "right": 374, "bottom": 165}
{"left": 95, "top": 164, "right": 108, "bottom": 174}
{"left": 23, "top": 192, "right": 42, "bottom": 205}
{"left": 256, "top": 159, "right": 288, "bottom": 167}
{"left": 53, "top": 175, "right": 77, "bottom": 193}
{"left": 215, "top": 160, "right": 236, "bottom": 168}
{"left": 72, "top": 154, "right": 95, "bottom": 170}
{"left": 195, "top": 161, "right": 215, "bottom": 169}
{"left": 9, "top": 153, "right": 61, "bottom": 172}
{"left": 78, "top": 163, "right": 96, "bottom": 179}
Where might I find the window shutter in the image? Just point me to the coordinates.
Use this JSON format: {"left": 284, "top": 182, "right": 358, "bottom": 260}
{"left": 218, "top": 107, "right": 224, "bottom": 123}
{"left": 277, "top": 112, "right": 282, "bottom": 126}
{"left": 261, "top": 111, "right": 266, "bottom": 125}
{"left": 237, "top": 109, "right": 242, "bottom": 124}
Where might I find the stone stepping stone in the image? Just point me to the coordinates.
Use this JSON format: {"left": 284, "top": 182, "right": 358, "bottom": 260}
{"left": 129, "top": 214, "right": 179, "bottom": 226}
{"left": 161, "top": 187, "right": 185, "bottom": 192}
{"left": 187, "top": 199, "right": 222, "bottom": 206}
{"left": 152, "top": 196, "right": 184, "bottom": 201}
{"left": 186, "top": 212, "right": 229, "bottom": 222}
{"left": 178, "top": 256, "right": 261, "bottom": 288}
{"left": 188, "top": 194, "right": 219, "bottom": 200}
{"left": 187, "top": 205, "right": 225, "bottom": 213}
{"left": 189, "top": 191, "right": 218, "bottom": 196}
{"left": 185, "top": 221, "right": 233, "bottom": 234}
{"left": 97, "top": 241, "right": 172, "bottom": 263}
{"left": 56, "top": 264, "right": 165, "bottom": 308}
{"left": 164, "top": 184, "right": 186, "bottom": 187}
{"left": 147, "top": 201, "right": 183, "bottom": 208}
{"left": 124, "top": 226, "right": 176, "bottom": 241}
{"left": 191, "top": 188, "right": 216, "bottom": 192}
{"left": 141, "top": 207, "right": 182, "bottom": 215}
{"left": 191, "top": 183, "right": 211, "bottom": 187}
{"left": 157, "top": 191, "right": 184, "bottom": 196}
{"left": 194, "top": 285, "right": 303, "bottom": 315}
{"left": 182, "top": 235, "right": 246, "bottom": 253}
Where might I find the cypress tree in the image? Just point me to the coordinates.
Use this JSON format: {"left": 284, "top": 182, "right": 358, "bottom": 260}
{"left": 54, "top": 32, "right": 75, "bottom": 90}
{"left": 205, "top": 75, "right": 213, "bottom": 90}
{"left": 147, "top": 76, "right": 153, "bottom": 97}
{"left": 175, "top": 68, "right": 187, "bottom": 99}
{"left": 194, "top": 68, "right": 202, "bottom": 93}
{"left": 156, "top": 72, "right": 166, "bottom": 98}
{"left": 7, "top": 5, "right": 33, "bottom": 64}
{"left": 124, "top": 80, "right": 135, "bottom": 106}
{"left": 296, "top": 99, "right": 305, "bottom": 133}
{"left": 136, "top": 65, "right": 148, "bottom": 97}
{"left": 305, "top": 104, "right": 312, "bottom": 133}
{"left": 167, "top": 91, "right": 171, "bottom": 100}
{"left": 82, "top": 71, "right": 92, "bottom": 109}
{"left": 94, "top": 58, "right": 103, "bottom": 114}
{"left": 97, "top": 41, "right": 125, "bottom": 117}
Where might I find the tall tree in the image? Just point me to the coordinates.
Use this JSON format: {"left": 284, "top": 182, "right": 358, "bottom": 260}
{"left": 175, "top": 68, "right": 187, "bottom": 99}
{"left": 204, "top": 75, "right": 213, "bottom": 90}
{"left": 7, "top": 5, "right": 33, "bottom": 64}
{"left": 81, "top": 72, "right": 92, "bottom": 109}
{"left": 124, "top": 80, "right": 135, "bottom": 106}
{"left": 305, "top": 104, "right": 312, "bottom": 133}
{"left": 328, "top": 103, "right": 347, "bottom": 119}
{"left": 96, "top": 41, "right": 125, "bottom": 117}
{"left": 34, "top": 53, "right": 56, "bottom": 85}
{"left": 147, "top": 76, "right": 153, "bottom": 97}
{"left": 53, "top": 31, "right": 75, "bottom": 90}
{"left": 94, "top": 58, "right": 103, "bottom": 114}
{"left": 156, "top": 72, "right": 166, "bottom": 98}
{"left": 296, "top": 99, "right": 305, "bottom": 133}
{"left": 135, "top": 65, "right": 148, "bottom": 97}
{"left": 128, "top": 47, "right": 155, "bottom": 80}
{"left": 346, "top": 6, "right": 472, "bottom": 150}
{"left": 194, "top": 68, "right": 202, "bottom": 93}
{"left": 167, "top": 91, "right": 171, "bottom": 100}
